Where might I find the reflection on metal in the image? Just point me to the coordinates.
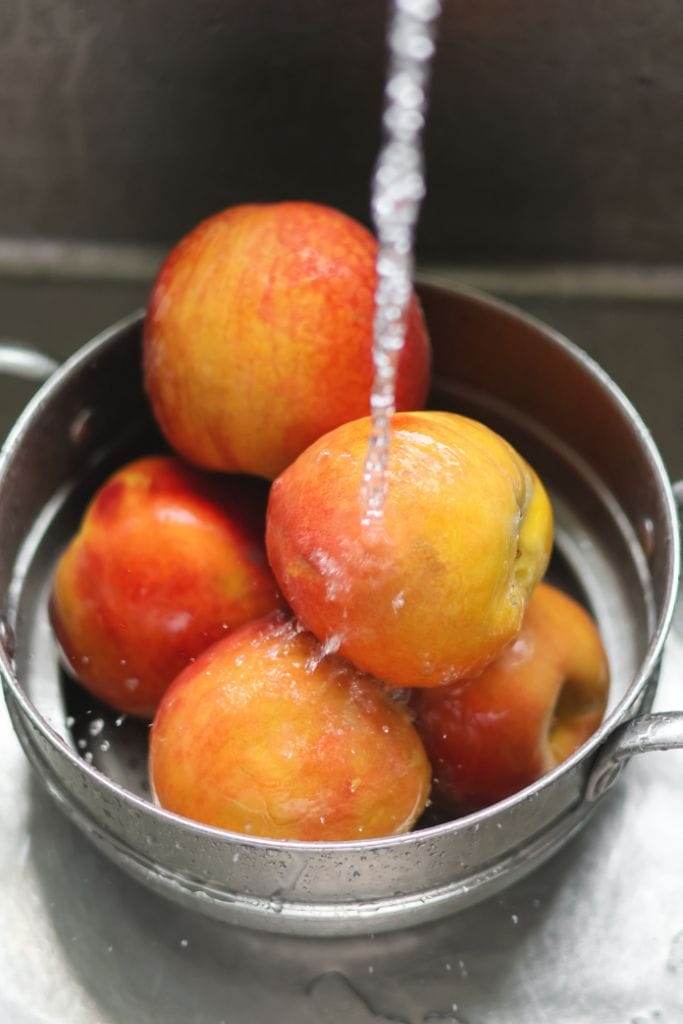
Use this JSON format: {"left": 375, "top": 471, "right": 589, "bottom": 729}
{"left": 0, "top": 238, "right": 164, "bottom": 283}
{"left": 586, "top": 484, "right": 683, "bottom": 802}
{"left": 2, "top": 235, "right": 683, "bottom": 300}
{"left": 0, "top": 340, "right": 58, "bottom": 382}
{"left": 586, "top": 710, "right": 683, "bottom": 803}
{"left": 422, "top": 263, "right": 683, "bottom": 301}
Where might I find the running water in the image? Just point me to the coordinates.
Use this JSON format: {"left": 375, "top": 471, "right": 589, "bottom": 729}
{"left": 361, "top": 0, "right": 441, "bottom": 524}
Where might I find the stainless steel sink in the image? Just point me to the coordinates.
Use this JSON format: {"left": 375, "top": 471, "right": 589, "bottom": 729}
{"left": 0, "top": 271, "right": 681, "bottom": 1023}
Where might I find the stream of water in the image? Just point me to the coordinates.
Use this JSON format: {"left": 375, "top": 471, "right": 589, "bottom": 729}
{"left": 361, "top": 0, "right": 441, "bottom": 523}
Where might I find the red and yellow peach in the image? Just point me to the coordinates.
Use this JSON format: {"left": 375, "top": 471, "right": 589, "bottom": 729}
{"left": 267, "top": 411, "right": 553, "bottom": 689}
{"left": 414, "top": 583, "right": 609, "bottom": 812}
{"left": 143, "top": 201, "right": 431, "bottom": 480}
{"left": 51, "top": 456, "right": 282, "bottom": 717}
{"left": 150, "top": 613, "right": 431, "bottom": 841}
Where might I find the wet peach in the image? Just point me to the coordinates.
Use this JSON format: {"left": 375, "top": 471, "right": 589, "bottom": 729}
{"left": 150, "top": 613, "right": 431, "bottom": 841}
{"left": 51, "top": 456, "right": 282, "bottom": 717}
{"left": 414, "top": 583, "right": 609, "bottom": 812}
{"left": 267, "top": 411, "right": 553, "bottom": 689}
{"left": 143, "top": 201, "right": 431, "bottom": 479}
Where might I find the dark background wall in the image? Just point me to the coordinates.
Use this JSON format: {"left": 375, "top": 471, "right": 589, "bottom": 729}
{"left": 2, "top": 0, "right": 682, "bottom": 262}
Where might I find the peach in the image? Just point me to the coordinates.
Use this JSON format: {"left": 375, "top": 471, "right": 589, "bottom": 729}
{"left": 414, "top": 583, "right": 609, "bottom": 812}
{"left": 143, "top": 201, "right": 431, "bottom": 480}
{"left": 51, "top": 456, "right": 282, "bottom": 717}
{"left": 266, "top": 411, "right": 553, "bottom": 689}
{"left": 150, "top": 613, "right": 431, "bottom": 841}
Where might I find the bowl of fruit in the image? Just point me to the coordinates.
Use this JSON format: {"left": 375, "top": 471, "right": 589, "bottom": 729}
{"left": 0, "top": 202, "right": 679, "bottom": 935}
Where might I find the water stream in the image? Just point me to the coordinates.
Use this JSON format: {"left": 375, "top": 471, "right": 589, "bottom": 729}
{"left": 361, "top": 0, "right": 441, "bottom": 523}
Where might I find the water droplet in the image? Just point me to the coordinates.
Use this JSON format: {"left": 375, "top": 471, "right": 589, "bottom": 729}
{"left": 124, "top": 677, "right": 139, "bottom": 691}
{"left": 180, "top": 938, "right": 189, "bottom": 949}
{"left": 65, "top": 715, "right": 75, "bottom": 728}
{"left": 232, "top": 851, "right": 240, "bottom": 863}
{"left": 511, "top": 913, "right": 519, "bottom": 925}
{"left": 115, "top": 714, "right": 126, "bottom": 727}
{"left": 638, "top": 516, "right": 656, "bottom": 557}
{"left": 100, "top": 740, "right": 110, "bottom": 752}
{"left": 88, "top": 718, "right": 104, "bottom": 737}
{"left": 77, "top": 738, "right": 87, "bottom": 750}
{"left": 306, "top": 633, "right": 343, "bottom": 673}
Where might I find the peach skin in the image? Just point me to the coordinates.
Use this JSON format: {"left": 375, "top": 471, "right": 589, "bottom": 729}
{"left": 51, "top": 456, "right": 282, "bottom": 717}
{"left": 414, "top": 583, "right": 609, "bottom": 812}
{"left": 266, "top": 411, "right": 553, "bottom": 689}
{"left": 143, "top": 201, "right": 431, "bottom": 479}
{"left": 150, "top": 613, "right": 431, "bottom": 841}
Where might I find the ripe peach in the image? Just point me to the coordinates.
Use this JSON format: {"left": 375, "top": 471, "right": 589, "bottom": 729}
{"left": 414, "top": 583, "right": 609, "bottom": 812}
{"left": 150, "top": 613, "right": 431, "bottom": 841}
{"left": 51, "top": 456, "right": 282, "bottom": 717}
{"left": 266, "top": 411, "right": 553, "bottom": 689}
{"left": 143, "top": 201, "right": 431, "bottom": 480}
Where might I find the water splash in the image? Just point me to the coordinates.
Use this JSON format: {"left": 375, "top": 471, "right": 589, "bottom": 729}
{"left": 361, "top": 0, "right": 441, "bottom": 524}
{"left": 305, "top": 633, "right": 343, "bottom": 673}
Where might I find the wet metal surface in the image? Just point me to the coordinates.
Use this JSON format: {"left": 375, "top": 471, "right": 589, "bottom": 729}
{"left": 0, "top": 604, "right": 680, "bottom": 1023}
{"left": 0, "top": 279, "right": 681, "bottom": 1020}
{"left": 3, "top": 1, "right": 683, "bottom": 263}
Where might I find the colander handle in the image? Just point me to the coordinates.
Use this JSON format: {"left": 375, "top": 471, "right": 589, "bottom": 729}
{"left": 586, "top": 711, "right": 683, "bottom": 802}
{"left": 586, "top": 479, "right": 683, "bottom": 802}
{"left": 0, "top": 339, "right": 59, "bottom": 382}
